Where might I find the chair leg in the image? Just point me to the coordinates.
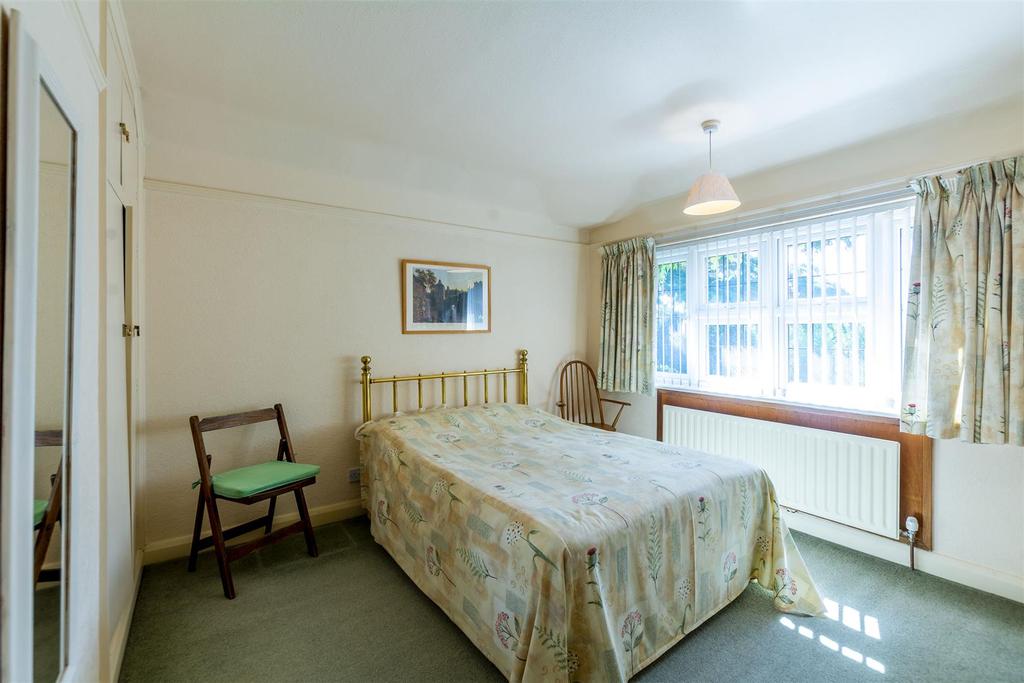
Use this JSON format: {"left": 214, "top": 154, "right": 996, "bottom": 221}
{"left": 187, "top": 490, "right": 206, "bottom": 572}
{"left": 293, "top": 488, "right": 318, "bottom": 558}
{"left": 204, "top": 496, "right": 236, "bottom": 599}
{"left": 264, "top": 496, "right": 277, "bottom": 534}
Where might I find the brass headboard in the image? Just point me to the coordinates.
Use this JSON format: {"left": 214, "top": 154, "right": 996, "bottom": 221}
{"left": 360, "top": 349, "right": 529, "bottom": 423}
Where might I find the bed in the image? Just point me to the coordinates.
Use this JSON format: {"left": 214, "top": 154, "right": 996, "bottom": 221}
{"left": 355, "top": 351, "right": 824, "bottom": 682}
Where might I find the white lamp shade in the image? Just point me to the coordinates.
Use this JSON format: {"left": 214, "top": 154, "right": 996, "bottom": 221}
{"left": 683, "top": 171, "right": 741, "bottom": 216}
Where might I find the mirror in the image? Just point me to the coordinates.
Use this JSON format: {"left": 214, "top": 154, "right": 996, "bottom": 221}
{"left": 33, "top": 82, "right": 75, "bottom": 682}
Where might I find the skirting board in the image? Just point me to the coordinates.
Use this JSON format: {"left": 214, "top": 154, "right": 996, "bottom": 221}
{"left": 784, "top": 509, "right": 1024, "bottom": 604}
{"left": 141, "top": 498, "right": 365, "bottom": 565}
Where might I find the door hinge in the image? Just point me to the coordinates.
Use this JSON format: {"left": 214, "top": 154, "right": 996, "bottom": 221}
{"left": 121, "top": 324, "right": 140, "bottom": 338}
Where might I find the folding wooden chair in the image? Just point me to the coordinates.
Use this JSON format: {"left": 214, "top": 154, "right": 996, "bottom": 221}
{"left": 556, "top": 360, "right": 631, "bottom": 431}
{"left": 188, "top": 403, "right": 319, "bottom": 599}
{"left": 34, "top": 429, "right": 63, "bottom": 585}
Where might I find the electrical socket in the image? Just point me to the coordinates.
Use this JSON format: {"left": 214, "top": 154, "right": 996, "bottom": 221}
{"left": 348, "top": 467, "right": 361, "bottom": 484}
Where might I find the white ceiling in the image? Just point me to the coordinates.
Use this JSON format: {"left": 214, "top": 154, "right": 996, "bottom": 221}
{"left": 125, "top": 1, "right": 1024, "bottom": 234}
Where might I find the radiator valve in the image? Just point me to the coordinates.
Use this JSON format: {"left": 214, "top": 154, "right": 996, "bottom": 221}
{"left": 903, "top": 516, "right": 919, "bottom": 570}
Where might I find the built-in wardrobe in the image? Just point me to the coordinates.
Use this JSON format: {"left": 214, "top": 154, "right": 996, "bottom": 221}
{"left": 101, "top": 7, "right": 145, "bottom": 680}
{"left": 0, "top": 2, "right": 145, "bottom": 680}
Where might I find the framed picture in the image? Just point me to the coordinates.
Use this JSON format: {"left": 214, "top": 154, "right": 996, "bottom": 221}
{"left": 401, "top": 260, "right": 491, "bottom": 334}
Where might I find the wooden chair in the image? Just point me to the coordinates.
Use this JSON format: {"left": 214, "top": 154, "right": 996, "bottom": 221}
{"left": 188, "top": 403, "right": 319, "bottom": 599}
{"left": 34, "top": 429, "right": 63, "bottom": 585}
{"left": 556, "top": 360, "right": 631, "bottom": 431}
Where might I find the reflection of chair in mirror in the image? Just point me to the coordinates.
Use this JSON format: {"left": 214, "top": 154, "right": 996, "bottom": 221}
{"left": 556, "top": 360, "right": 631, "bottom": 431}
{"left": 188, "top": 403, "right": 320, "bottom": 599}
{"left": 34, "top": 430, "right": 63, "bottom": 585}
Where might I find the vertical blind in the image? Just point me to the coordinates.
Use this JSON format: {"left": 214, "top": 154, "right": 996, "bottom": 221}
{"left": 655, "top": 197, "right": 915, "bottom": 413}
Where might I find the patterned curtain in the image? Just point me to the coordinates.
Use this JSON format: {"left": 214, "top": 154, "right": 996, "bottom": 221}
{"left": 598, "top": 237, "right": 655, "bottom": 395}
{"left": 901, "top": 155, "right": 1023, "bottom": 445}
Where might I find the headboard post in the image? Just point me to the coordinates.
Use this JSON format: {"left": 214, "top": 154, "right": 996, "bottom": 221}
{"left": 518, "top": 349, "right": 529, "bottom": 405}
{"left": 360, "top": 356, "right": 372, "bottom": 422}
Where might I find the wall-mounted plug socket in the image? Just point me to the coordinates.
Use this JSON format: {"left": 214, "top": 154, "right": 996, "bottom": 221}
{"left": 348, "top": 467, "right": 361, "bottom": 484}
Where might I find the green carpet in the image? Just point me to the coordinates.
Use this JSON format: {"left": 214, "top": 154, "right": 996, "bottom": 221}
{"left": 34, "top": 582, "right": 60, "bottom": 683}
{"left": 120, "top": 518, "right": 1023, "bottom": 682}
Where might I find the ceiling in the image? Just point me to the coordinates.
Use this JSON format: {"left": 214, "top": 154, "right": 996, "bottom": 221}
{"left": 125, "top": 1, "right": 1024, "bottom": 235}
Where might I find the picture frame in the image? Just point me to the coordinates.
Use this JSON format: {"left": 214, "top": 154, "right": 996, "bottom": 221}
{"left": 401, "top": 259, "right": 491, "bottom": 334}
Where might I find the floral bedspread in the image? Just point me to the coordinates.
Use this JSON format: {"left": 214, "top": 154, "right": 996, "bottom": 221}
{"left": 355, "top": 404, "right": 824, "bottom": 682}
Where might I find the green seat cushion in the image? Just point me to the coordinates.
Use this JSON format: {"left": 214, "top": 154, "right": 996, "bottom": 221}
{"left": 208, "top": 461, "right": 320, "bottom": 499}
{"left": 34, "top": 499, "right": 48, "bottom": 526}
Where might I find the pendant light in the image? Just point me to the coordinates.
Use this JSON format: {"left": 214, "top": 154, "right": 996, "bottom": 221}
{"left": 683, "top": 119, "right": 741, "bottom": 216}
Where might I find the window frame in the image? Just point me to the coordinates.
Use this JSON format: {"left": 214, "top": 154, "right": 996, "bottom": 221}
{"left": 654, "top": 195, "right": 914, "bottom": 415}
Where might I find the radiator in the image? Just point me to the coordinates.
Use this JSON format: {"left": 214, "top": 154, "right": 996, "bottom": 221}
{"left": 661, "top": 405, "right": 900, "bottom": 539}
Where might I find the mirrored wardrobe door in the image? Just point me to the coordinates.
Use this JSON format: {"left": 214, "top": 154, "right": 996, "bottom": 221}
{"left": 32, "top": 82, "right": 74, "bottom": 683}
{"left": 0, "top": 11, "right": 78, "bottom": 680}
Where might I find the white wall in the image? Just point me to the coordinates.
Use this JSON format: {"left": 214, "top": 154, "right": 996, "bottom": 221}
{"left": 138, "top": 181, "right": 586, "bottom": 555}
{"left": 931, "top": 441, "right": 1023, "bottom": 583}
{"left": 139, "top": 87, "right": 580, "bottom": 244}
{"left": 585, "top": 97, "right": 1024, "bottom": 601}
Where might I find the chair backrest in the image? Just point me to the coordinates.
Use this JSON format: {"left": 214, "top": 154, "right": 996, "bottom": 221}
{"left": 35, "top": 429, "right": 62, "bottom": 447}
{"left": 188, "top": 404, "right": 295, "bottom": 491}
{"left": 558, "top": 360, "right": 605, "bottom": 427}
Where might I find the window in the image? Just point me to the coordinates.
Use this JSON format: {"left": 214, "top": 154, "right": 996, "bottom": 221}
{"left": 655, "top": 198, "right": 914, "bottom": 414}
